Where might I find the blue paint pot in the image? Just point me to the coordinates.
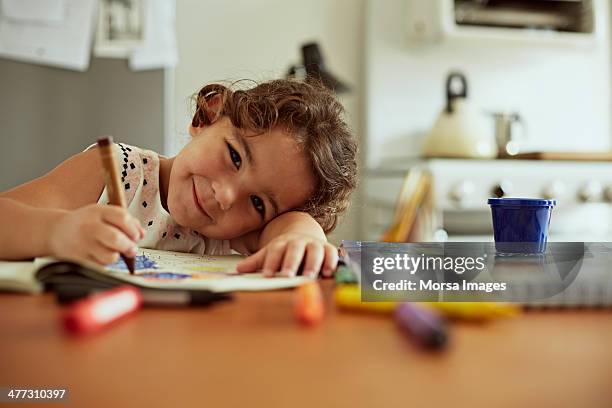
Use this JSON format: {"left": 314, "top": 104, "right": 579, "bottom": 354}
{"left": 488, "top": 198, "right": 556, "bottom": 255}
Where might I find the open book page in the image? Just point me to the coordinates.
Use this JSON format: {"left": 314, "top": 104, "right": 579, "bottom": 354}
{"left": 0, "top": 261, "right": 42, "bottom": 294}
{"left": 35, "top": 248, "right": 308, "bottom": 292}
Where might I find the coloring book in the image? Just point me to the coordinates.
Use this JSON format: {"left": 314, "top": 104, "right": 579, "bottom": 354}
{"left": 1, "top": 248, "right": 307, "bottom": 293}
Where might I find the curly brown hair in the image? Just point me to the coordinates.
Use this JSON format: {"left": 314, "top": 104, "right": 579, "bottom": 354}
{"left": 191, "top": 78, "right": 358, "bottom": 233}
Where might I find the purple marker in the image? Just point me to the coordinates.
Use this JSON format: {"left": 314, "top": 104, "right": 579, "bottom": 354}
{"left": 395, "top": 303, "right": 448, "bottom": 350}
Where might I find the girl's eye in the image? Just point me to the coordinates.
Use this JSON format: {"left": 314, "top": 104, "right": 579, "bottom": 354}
{"left": 250, "top": 195, "right": 265, "bottom": 218}
{"left": 227, "top": 143, "right": 242, "bottom": 169}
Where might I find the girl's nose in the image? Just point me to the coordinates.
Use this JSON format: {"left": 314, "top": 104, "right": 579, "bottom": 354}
{"left": 211, "top": 180, "right": 237, "bottom": 211}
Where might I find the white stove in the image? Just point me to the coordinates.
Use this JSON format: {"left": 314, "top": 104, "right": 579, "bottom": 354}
{"left": 361, "top": 158, "right": 612, "bottom": 242}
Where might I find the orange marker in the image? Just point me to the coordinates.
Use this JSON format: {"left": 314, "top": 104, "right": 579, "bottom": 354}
{"left": 294, "top": 282, "right": 324, "bottom": 325}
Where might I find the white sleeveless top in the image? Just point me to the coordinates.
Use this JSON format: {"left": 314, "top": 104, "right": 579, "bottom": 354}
{"left": 93, "top": 142, "right": 231, "bottom": 256}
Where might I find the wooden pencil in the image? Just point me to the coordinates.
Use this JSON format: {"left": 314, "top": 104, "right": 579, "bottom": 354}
{"left": 96, "top": 136, "right": 135, "bottom": 274}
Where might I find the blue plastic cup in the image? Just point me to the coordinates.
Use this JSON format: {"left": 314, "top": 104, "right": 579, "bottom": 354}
{"left": 488, "top": 198, "right": 556, "bottom": 255}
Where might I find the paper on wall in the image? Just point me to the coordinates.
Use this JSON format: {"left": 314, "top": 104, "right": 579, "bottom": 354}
{"left": 0, "top": 0, "right": 97, "bottom": 71}
{"left": 94, "top": 0, "right": 145, "bottom": 58}
{"left": 129, "top": 0, "right": 177, "bottom": 71}
{"left": 1, "top": 0, "right": 65, "bottom": 24}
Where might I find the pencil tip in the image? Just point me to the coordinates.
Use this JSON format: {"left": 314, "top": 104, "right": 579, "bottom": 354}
{"left": 124, "top": 256, "right": 135, "bottom": 274}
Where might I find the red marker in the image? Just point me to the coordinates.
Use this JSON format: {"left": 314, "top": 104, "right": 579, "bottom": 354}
{"left": 63, "top": 285, "right": 142, "bottom": 334}
{"left": 294, "top": 282, "right": 324, "bottom": 326}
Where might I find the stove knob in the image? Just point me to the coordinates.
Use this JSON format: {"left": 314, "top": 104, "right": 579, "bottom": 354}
{"left": 449, "top": 180, "right": 474, "bottom": 205}
{"left": 578, "top": 181, "right": 603, "bottom": 202}
{"left": 491, "top": 180, "right": 513, "bottom": 198}
{"left": 542, "top": 181, "right": 566, "bottom": 200}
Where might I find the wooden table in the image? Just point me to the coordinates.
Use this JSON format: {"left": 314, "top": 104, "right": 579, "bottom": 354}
{"left": 1, "top": 281, "right": 612, "bottom": 408}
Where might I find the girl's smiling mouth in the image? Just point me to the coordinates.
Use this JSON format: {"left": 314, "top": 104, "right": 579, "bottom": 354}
{"left": 192, "top": 179, "right": 212, "bottom": 221}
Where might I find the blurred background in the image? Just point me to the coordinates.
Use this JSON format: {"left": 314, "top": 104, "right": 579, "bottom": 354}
{"left": 1, "top": 0, "right": 612, "bottom": 245}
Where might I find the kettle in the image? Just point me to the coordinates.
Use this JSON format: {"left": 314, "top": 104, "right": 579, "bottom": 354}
{"left": 422, "top": 72, "right": 497, "bottom": 159}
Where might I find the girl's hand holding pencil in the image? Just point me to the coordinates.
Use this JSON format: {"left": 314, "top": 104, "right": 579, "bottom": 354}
{"left": 48, "top": 204, "right": 144, "bottom": 266}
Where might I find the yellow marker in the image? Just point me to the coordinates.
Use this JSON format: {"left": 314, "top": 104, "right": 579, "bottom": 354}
{"left": 423, "top": 302, "right": 519, "bottom": 320}
{"left": 334, "top": 285, "right": 519, "bottom": 321}
{"left": 335, "top": 284, "right": 396, "bottom": 313}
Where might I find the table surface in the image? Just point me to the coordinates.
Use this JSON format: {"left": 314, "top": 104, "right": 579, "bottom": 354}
{"left": 2, "top": 281, "right": 612, "bottom": 408}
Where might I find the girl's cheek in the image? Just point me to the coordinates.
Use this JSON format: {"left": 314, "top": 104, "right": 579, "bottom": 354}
{"left": 191, "top": 162, "right": 212, "bottom": 178}
{"left": 233, "top": 210, "right": 257, "bottom": 235}
{"left": 198, "top": 155, "right": 222, "bottom": 174}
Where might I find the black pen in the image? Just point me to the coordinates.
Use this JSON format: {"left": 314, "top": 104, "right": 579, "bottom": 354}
{"left": 140, "top": 288, "right": 232, "bottom": 306}
{"left": 56, "top": 285, "right": 232, "bottom": 307}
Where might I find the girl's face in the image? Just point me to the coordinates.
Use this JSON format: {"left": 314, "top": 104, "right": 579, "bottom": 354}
{"left": 167, "top": 116, "right": 316, "bottom": 239}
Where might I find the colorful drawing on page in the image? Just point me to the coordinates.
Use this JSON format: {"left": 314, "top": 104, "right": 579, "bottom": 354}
{"left": 182, "top": 272, "right": 227, "bottom": 280}
{"left": 139, "top": 249, "right": 243, "bottom": 274}
{"left": 109, "top": 254, "right": 159, "bottom": 271}
{"left": 90, "top": 248, "right": 305, "bottom": 291}
{"left": 138, "top": 271, "right": 192, "bottom": 280}
{"left": 187, "top": 265, "right": 237, "bottom": 274}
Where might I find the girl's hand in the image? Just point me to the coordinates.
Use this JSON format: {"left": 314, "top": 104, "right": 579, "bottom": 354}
{"left": 48, "top": 204, "right": 145, "bottom": 266}
{"left": 235, "top": 232, "right": 338, "bottom": 278}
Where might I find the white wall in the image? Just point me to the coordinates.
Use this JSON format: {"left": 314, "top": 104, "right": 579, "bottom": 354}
{"left": 364, "top": 0, "right": 611, "bottom": 169}
{"left": 172, "top": 0, "right": 365, "bottom": 243}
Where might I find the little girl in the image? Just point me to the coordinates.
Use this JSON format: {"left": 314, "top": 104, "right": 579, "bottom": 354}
{"left": 0, "top": 79, "right": 358, "bottom": 278}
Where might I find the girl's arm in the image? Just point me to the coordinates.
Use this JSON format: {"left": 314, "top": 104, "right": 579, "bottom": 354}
{"left": 233, "top": 211, "right": 338, "bottom": 278}
{"left": 1, "top": 148, "right": 106, "bottom": 209}
{"left": 0, "top": 199, "right": 67, "bottom": 259}
{"left": 0, "top": 148, "right": 143, "bottom": 262}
